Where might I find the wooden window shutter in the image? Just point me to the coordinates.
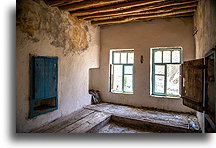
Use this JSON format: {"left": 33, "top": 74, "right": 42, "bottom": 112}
{"left": 181, "top": 58, "right": 204, "bottom": 112}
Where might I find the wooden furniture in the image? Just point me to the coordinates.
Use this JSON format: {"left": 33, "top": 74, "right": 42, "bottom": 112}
{"left": 29, "top": 56, "right": 58, "bottom": 118}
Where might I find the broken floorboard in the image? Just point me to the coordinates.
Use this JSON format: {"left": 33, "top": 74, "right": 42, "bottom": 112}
{"left": 30, "top": 103, "right": 200, "bottom": 133}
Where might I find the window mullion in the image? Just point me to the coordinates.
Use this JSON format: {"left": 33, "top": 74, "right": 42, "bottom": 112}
{"left": 165, "top": 64, "right": 167, "bottom": 95}
{"left": 170, "top": 50, "right": 173, "bottom": 63}
{"left": 122, "top": 65, "right": 125, "bottom": 92}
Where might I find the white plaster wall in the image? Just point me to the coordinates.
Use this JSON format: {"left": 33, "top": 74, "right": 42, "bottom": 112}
{"left": 16, "top": 17, "right": 100, "bottom": 133}
{"left": 90, "top": 17, "right": 196, "bottom": 113}
{"left": 194, "top": 0, "right": 216, "bottom": 132}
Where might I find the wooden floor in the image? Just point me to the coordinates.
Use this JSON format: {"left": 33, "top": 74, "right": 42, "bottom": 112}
{"left": 30, "top": 103, "right": 200, "bottom": 133}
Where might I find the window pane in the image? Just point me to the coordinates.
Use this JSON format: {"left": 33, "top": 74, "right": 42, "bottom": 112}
{"left": 124, "top": 66, "right": 133, "bottom": 74}
{"left": 113, "top": 52, "right": 120, "bottom": 63}
{"left": 155, "top": 65, "right": 165, "bottom": 75}
{"left": 128, "top": 52, "right": 134, "bottom": 64}
{"left": 121, "top": 53, "right": 127, "bottom": 63}
{"left": 113, "top": 65, "right": 123, "bottom": 91}
{"left": 167, "top": 64, "right": 180, "bottom": 95}
{"left": 172, "top": 51, "right": 180, "bottom": 63}
{"left": 155, "top": 75, "right": 165, "bottom": 93}
{"left": 124, "top": 75, "right": 133, "bottom": 92}
{"left": 154, "top": 51, "right": 162, "bottom": 63}
{"left": 163, "top": 51, "right": 171, "bottom": 63}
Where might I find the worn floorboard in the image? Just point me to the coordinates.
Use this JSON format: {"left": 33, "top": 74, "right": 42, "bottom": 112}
{"left": 31, "top": 108, "right": 94, "bottom": 133}
{"left": 31, "top": 103, "right": 200, "bottom": 133}
{"left": 84, "top": 103, "right": 198, "bottom": 130}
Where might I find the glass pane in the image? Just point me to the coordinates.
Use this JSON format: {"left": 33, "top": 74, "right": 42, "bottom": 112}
{"left": 112, "top": 65, "right": 123, "bottom": 91}
{"left": 124, "top": 66, "right": 133, "bottom": 74}
{"left": 163, "top": 51, "right": 171, "bottom": 63}
{"left": 154, "top": 51, "right": 162, "bottom": 63}
{"left": 155, "top": 75, "right": 164, "bottom": 93}
{"left": 128, "top": 52, "right": 134, "bottom": 64}
{"left": 121, "top": 52, "right": 127, "bottom": 63}
{"left": 167, "top": 64, "right": 180, "bottom": 95}
{"left": 124, "top": 75, "right": 133, "bottom": 92}
{"left": 113, "top": 52, "right": 120, "bottom": 63}
{"left": 155, "top": 65, "right": 165, "bottom": 75}
{"left": 172, "top": 51, "right": 180, "bottom": 63}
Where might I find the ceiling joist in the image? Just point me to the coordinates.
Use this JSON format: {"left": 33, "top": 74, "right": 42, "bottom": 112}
{"left": 59, "top": 0, "right": 134, "bottom": 12}
{"left": 85, "top": 3, "right": 197, "bottom": 21}
{"left": 44, "top": 0, "right": 84, "bottom": 7}
{"left": 70, "top": 0, "right": 167, "bottom": 16}
{"left": 45, "top": 0, "right": 198, "bottom": 26}
{"left": 96, "top": 13, "right": 194, "bottom": 26}
{"left": 92, "top": 8, "right": 196, "bottom": 26}
{"left": 79, "top": 0, "right": 197, "bottom": 20}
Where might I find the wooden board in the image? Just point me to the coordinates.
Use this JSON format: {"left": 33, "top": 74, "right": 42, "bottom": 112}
{"left": 181, "top": 58, "right": 204, "bottom": 112}
{"left": 31, "top": 108, "right": 94, "bottom": 133}
{"left": 68, "top": 111, "right": 111, "bottom": 133}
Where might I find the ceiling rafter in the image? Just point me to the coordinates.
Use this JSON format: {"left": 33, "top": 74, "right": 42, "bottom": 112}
{"left": 85, "top": 3, "right": 197, "bottom": 21}
{"left": 91, "top": 8, "right": 196, "bottom": 26}
{"left": 79, "top": 0, "right": 197, "bottom": 20}
{"left": 44, "top": 0, "right": 198, "bottom": 26}
{"left": 59, "top": 0, "right": 134, "bottom": 12}
{"left": 70, "top": 0, "right": 167, "bottom": 16}
{"left": 44, "top": 0, "right": 84, "bottom": 7}
{"left": 98, "top": 13, "right": 194, "bottom": 26}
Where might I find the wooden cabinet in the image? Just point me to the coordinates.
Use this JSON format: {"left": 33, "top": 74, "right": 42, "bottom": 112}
{"left": 29, "top": 56, "right": 58, "bottom": 118}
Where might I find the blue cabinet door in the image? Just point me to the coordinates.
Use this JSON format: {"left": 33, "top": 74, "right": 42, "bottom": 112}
{"left": 29, "top": 56, "right": 58, "bottom": 118}
{"left": 44, "top": 58, "right": 58, "bottom": 98}
{"left": 34, "top": 57, "right": 45, "bottom": 99}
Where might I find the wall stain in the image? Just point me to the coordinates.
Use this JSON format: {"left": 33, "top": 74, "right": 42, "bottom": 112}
{"left": 16, "top": 0, "right": 91, "bottom": 56}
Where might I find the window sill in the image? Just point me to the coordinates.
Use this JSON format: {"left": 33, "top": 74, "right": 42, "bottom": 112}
{"left": 150, "top": 95, "right": 181, "bottom": 99}
{"left": 111, "top": 91, "right": 133, "bottom": 95}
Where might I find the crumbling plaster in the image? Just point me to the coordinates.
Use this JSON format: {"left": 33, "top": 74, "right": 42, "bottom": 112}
{"left": 16, "top": 0, "right": 100, "bottom": 132}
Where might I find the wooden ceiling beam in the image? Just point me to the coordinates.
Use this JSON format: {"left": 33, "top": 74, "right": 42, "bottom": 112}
{"left": 79, "top": 0, "right": 197, "bottom": 20}
{"left": 92, "top": 8, "right": 196, "bottom": 26}
{"left": 99, "top": 13, "right": 194, "bottom": 26}
{"left": 70, "top": 0, "right": 167, "bottom": 16}
{"left": 59, "top": 0, "right": 132, "bottom": 12}
{"left": 85, "top": 3, "right": 197, "bottom": 21}
{"left": 44, "top": 0, "right": 84, "bottom": 7}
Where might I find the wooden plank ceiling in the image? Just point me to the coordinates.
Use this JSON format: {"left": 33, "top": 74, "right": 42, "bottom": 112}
{"left": 44, "top": 0, "right": 198, "bottom": 26}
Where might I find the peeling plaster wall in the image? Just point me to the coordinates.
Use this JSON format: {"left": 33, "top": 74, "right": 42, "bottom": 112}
{"left": 193, "top": 0, "right": 215, "bottom": 131}
{"left": 90, "top": 17, "right": 196, "bottom": 113}
{"left": 16, "top": 0, "right": 100, "bottom": 132}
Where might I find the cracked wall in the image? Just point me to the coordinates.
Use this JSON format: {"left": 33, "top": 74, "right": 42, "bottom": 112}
{"left": 17, "top": 0, "right": 91, "bottom": 56}
{"left": 16, "top": 0, "right": 100, "bottom": 132}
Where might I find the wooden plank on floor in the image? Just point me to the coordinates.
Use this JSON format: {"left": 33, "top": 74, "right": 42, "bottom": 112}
{"left": 31, "top": 108, "right": 94, "bottom": 133}
{"left": 61, "top": 111, "right": 111, "bottom": 133}
{"left": 30, "top": 108, "right": 86, "bottom": 133}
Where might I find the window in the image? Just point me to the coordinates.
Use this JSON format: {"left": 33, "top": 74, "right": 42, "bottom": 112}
{"left": 151, "top": 48, "right": 182, "bottom": 97}
{"left": 29, "top": 56, "right": 58, "bottom": 118}
{"left": 110, "top": 50, "right": 134, "bottom": 93}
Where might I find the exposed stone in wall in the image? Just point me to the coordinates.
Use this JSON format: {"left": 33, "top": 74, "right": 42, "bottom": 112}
{"left": 16, "top": 0, "right": 91, "bottom": 56}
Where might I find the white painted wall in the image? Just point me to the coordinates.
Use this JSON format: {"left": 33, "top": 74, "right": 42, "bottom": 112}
{"left": 16, "top": 0, "right": 100, "bottom": 132}
{"left": 90, "top": 17, "right": 196, "bottom": 113}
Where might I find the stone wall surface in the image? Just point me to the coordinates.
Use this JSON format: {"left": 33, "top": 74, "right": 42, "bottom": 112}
{"left": 16, "top": 0, "right": 100, "bottom": 132}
